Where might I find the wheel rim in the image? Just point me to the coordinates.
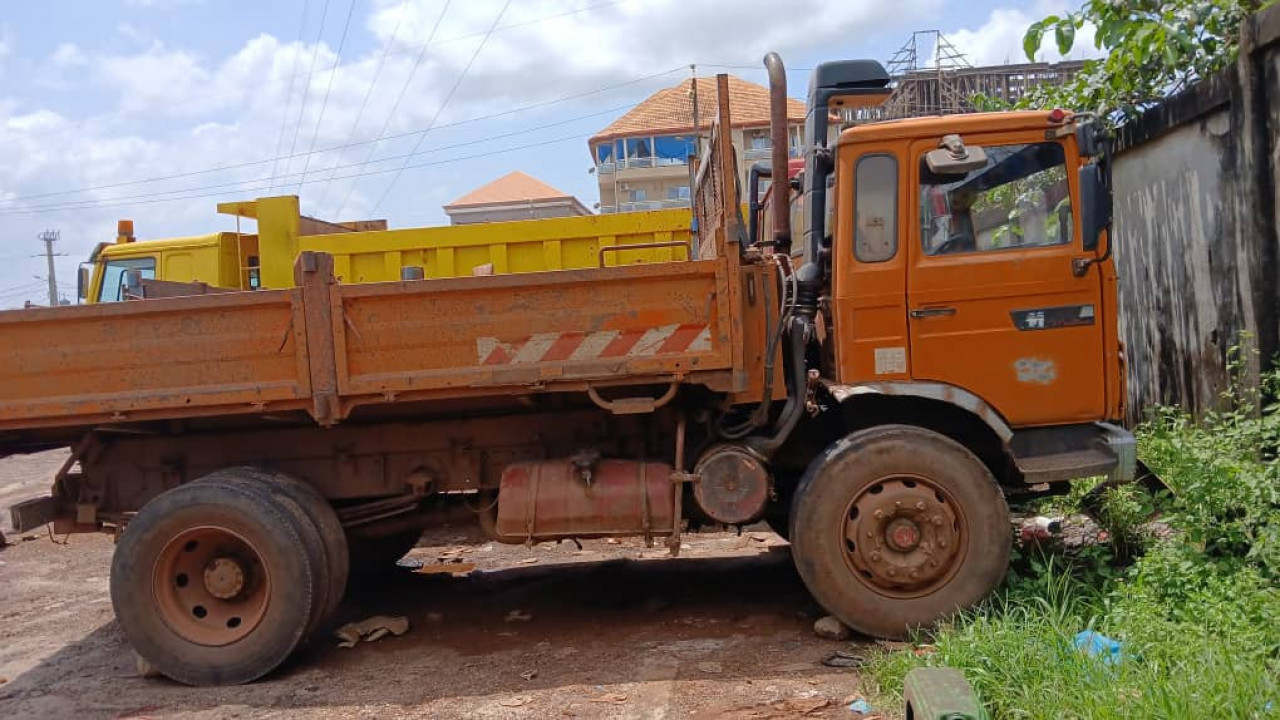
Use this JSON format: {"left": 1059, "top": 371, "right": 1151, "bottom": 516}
{"left": 841, "top": 474, "right": 967, "bottom": 599}
{"left": 153, "top": 526, "right": 271, "bottom": 646}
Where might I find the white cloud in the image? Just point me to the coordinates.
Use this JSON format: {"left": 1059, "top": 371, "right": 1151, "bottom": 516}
{"left": 0, "top": 0, "right": 959, "bottom": 302}
{"left": 947, "top": 1, "right": 1100, "bottom": 67}
{"left": 5, "top": 109, "right": 66, "bottom": 133}
{"left": 51, "top": 43, "right": 88, "bottom": 68}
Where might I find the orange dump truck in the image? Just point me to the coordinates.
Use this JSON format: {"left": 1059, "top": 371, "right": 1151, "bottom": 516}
{"left": 3, "top": 55, "right": 1132, "bottom": 686}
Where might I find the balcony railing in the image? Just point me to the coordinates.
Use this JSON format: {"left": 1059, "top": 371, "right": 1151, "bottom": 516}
{"left": 597, "top": 146, "right": 800, "bottom": 174}
{"left": 600, "top": 198, "right": 692, "bottom": 214}
{"left": 596, "top": 156, "right": 693, "bottom": 174}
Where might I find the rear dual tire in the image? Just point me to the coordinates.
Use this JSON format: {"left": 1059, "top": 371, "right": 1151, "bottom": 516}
{"left": 111, "top": 468, "right": 347, "bottom": 686}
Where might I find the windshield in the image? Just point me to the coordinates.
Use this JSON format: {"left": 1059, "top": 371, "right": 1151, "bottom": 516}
{"left": 920, "top": 142, "right": 1071, "bottom": 256}
{"left": 98, "top": 257, "right": 156, "bottom": 303}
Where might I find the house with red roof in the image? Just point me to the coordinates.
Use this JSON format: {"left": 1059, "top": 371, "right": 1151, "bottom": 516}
{"left": 444, "top": 171, "right": 591, "bottom": 225}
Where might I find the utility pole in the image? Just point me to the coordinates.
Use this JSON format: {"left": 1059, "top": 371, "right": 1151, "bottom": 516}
{"left": 39, "top": 229, "right": 59, "bottom": 307}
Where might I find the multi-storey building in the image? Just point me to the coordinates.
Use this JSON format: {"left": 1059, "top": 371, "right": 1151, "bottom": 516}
{"left": 589, "top": 75, "right": 805, "bottom": 214}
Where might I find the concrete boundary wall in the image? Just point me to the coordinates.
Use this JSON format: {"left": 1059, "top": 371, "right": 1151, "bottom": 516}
{"left": 1112, "top": 6, "right": 1280, "bottom": 420}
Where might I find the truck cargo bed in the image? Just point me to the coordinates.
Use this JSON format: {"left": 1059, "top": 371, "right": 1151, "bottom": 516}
{"left": 0, "top": 250, "right": 739, "bottom": 435}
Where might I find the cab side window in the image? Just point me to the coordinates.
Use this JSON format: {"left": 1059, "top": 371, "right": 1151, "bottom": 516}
{"left": 920, "top": 142, "right": 1072, "bottom": 256}
{"left": 98, "top": 257, "right": 156, "bottom": 303}
{"left": 854, "top": 154, "right": 898, "bottom": 263}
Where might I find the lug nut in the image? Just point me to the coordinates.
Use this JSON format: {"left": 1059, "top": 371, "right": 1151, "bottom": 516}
{"left": 886, "top": 568, "right": 897, "bottom": 577}
{"left": 873, "top": 509, "right": 884, "bottom": 519}
{"left": 870, "top": 552, "right": 882, "bottom": 562}
{"left": 915, "top": 501, "right": 926, "bottom": 510}
{"left": 932, "top": 516, "right": 943, "bottom": 526}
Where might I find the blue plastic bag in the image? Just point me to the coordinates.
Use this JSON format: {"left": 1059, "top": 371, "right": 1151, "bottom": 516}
{"left": 1073, "top": 630, "right": 1123, "bottom": 665}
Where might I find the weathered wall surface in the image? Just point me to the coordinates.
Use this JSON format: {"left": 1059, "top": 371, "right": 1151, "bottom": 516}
{"left": 1112, "top": 8, "right": 1280, "bottom": 420}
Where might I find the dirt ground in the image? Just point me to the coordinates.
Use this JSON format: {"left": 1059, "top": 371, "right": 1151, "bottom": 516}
{"left": 0, "top": 451, "right": 885, "bottom": 720}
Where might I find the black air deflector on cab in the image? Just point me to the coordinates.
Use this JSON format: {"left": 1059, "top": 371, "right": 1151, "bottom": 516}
{"left": 802, "top": 59, "right": 892, "bottom": 264}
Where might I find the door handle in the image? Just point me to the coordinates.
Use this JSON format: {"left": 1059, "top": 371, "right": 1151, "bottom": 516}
{"left": 910, "top": 307, "right": 956, "bottom": 319}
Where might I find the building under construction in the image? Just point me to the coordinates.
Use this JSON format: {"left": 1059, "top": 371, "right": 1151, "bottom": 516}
{"left": 870, "top": 30, "right": 1085, "bottom": 121}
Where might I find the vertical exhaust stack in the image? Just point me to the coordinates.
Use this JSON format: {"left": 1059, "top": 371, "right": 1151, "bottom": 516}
{"left": 763, "top": 52, "right": 791, "bottom": 251}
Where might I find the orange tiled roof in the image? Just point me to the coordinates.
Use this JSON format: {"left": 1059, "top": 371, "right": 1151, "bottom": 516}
{"left": 445, "top": 171, "right": 576, "bottom": 208}
{"left": 590, "top": 75, "right": 806, "bottom": 145}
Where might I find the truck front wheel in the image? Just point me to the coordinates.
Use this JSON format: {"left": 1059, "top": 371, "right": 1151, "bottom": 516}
{"left": 110, "top": 479, "right": 319, "bottom": 685}
{"left": 789, "top": 425, "right": 1011, "bottom": 639}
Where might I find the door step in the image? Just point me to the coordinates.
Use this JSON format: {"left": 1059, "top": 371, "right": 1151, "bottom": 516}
{"left": 1015, "top": 447, "right": 1118, "bottom": 485}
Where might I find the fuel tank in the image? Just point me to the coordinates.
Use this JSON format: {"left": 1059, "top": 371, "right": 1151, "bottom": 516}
{"left": 492, "top": 459, "right": 674, "bottom": 544}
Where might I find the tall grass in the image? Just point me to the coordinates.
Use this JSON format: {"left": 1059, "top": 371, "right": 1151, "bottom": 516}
{"left": 868, "top": 361, "right": 1280, "bottom": 718}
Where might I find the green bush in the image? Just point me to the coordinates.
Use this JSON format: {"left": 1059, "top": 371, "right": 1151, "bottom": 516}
{"left": 868, "top": 362, "right": 1280, "bottom": 718}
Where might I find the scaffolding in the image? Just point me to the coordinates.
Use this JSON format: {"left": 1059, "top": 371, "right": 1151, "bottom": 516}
{"left": 874, "top": 30, "right": 1086, "bottom": 120}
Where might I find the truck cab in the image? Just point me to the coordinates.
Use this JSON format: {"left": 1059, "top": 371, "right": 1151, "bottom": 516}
{"left": 828, "top": 111, "right": 1124, "bottom": 427}
{"left": 751, "top": 59, "right": 1126, "bottom": 482}
{"left": 81, "top": 228, "right": 254, "bottom": 304}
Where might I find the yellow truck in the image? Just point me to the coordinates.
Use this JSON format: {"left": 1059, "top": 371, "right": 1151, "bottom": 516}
{"left": 79, "top": 198, "right": 694, "bottom": 302}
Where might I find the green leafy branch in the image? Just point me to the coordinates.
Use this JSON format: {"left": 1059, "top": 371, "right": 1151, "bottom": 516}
{"left": 1019, "top": 1, "right": 1261, "bottom": 121}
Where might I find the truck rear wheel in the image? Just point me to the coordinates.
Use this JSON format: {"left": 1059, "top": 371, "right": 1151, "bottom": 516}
{"left": 110, "top": 480, "right": 318, "bottom": 686}
{"left": 789, "top": 425, "right": 1011, "bottom": 639}
{"left": 200, "top": 468, "right": 349, "bottom": 624}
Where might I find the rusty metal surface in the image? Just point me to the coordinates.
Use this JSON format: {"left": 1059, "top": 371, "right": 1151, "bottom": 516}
{"left": 691, "top": 445, "right": 770, "bottom": 525}
{"left": 764, "top": 53, "right": 792, "bottom": 250}
{"left": 823, "top": 379, "right": 1014, "bottom": 441}
{"left": 0, "top": 250, "right": 740, "bottom": 439}
{"left": 125, "top": 278, "right": 236, "bottom": 300}
{"left": 493, "top": 459, "right": 675, "bottom": 543}
{"left": 294, "top": 252, "right": 341, "bottom": 426}
{"left": 73, "top": 409, "right": 673, "bottom": 513}
{"left": 0, "top": 289, "right": 311, "bottom": 431}
{"left": 329, "top": 259, "right": 733, "bottom": 407}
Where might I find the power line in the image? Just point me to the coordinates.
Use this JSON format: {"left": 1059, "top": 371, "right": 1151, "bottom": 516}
{"left": 279, "top": 0, "right": 332, "bottom": 193}
{"left": 2, "top": 106, "right": 629, "bottom": 215}
{"left": 297, "top": 0, "right": 358, "bottom": 190}
{"left": 269, "top": 0, "right": 313, "bottom": 191}
{"left": 334, "top": 0, "right": 452, "bottom": 217}
{"left": 3, "top": 0, "right": 633, "bottom": 151}
{"left": 316, "top": 0, "right": 410, "bottom": 210}
{"left": 0, "top": 132, "right": 587, "bottom": 217}
{"left": 0, "top": 66, "right": 680, "bottom": 208}
{"left": 367, "top": 0, "right": 513, "bottom": 217}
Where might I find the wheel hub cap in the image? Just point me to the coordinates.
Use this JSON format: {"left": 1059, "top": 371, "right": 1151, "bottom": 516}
{"left": 843, "top": 476, "right": 964, "bottom": 597}
{"left": 153, "top": 526, "right": 271, "bottom": 647}
{"left": 203, "top": 557, "right": 247, "bottom": 600}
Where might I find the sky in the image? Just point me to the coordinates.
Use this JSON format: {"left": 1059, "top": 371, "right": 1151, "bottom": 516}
{"left": 0, "top": 0, "right": 1098, "bottom": 307}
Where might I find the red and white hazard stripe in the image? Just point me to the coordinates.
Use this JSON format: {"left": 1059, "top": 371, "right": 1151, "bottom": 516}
{"left": 477, "top": 323, "right": 712, "bottom": 366}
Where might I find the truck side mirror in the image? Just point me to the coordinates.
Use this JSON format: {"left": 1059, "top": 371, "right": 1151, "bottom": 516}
{"left": 1079, "top": 163, "right": 1112, "bottom": 251}
{"left": 77, "top": 265, "right": 90, "bottom": 303}
{"left": 1075, "top": 119, "right": 1104, "bottom": 158}
{"left": 925, "top": 135, "right": 987, "bottom": 174}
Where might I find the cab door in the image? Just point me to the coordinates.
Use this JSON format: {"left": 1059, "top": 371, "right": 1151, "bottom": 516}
{"left": 832, "top": 146, "right": 910, "bottom": 384}
{"left": 906, "top": 137, "right": 1105, "bottom": 426}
